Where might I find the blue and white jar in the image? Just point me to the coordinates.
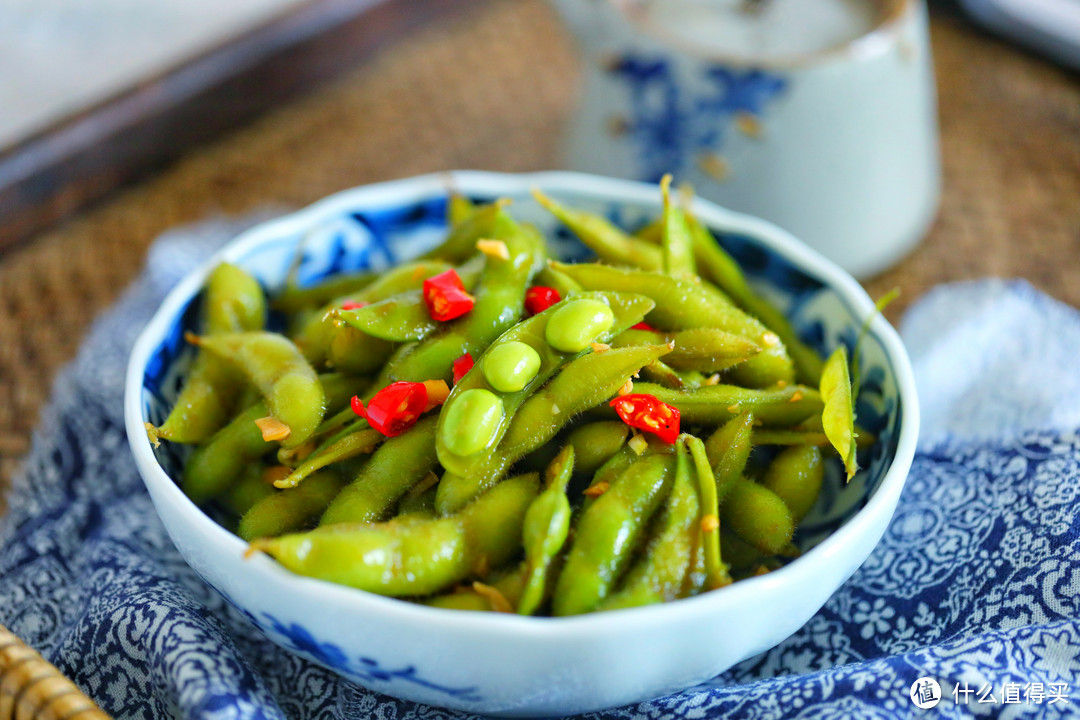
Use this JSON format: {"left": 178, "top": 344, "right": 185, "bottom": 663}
{"left": 552, "top": 0, "right": 941, "bottom": 278}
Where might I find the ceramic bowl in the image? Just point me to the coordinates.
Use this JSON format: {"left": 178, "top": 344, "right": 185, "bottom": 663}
{"left": 124, "top": 171, "right": 918, "bottom": 716}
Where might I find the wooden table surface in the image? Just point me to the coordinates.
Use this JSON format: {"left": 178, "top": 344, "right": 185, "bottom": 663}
{"left": 1, "top": 0, "right": 1078, "bottom": 505}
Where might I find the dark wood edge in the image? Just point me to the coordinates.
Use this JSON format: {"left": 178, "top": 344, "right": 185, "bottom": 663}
{"left": 0, "top": 0, "right": 472, "bottom": 251}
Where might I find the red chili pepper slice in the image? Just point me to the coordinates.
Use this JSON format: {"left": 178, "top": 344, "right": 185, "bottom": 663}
{"left": 423, "top": 269, "right": 475, "bottom": 322}
{"left": 340, "top": 300, "right": 368, "bottom": 311}
{"left": 609, "top": 393, "right": 680, "bottom": 444}
{"left": 453, "top": 353, "right": 475, "bottom": 384}
{"left": 631, "top": 322, "right": 657, "bottom": 331}
{"left": 350, "top": 382, "right": 428, "bottom": 437}
{"left": 525, "top": 286, "right": 561, "bottom": 316}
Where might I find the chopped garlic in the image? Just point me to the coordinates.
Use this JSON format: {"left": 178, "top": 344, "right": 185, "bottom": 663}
{"left": 476, "top": 239, "right": 510, "bottom": 260}
{"left": 583, "top": 481, "right": 610, "bottom": 498}
{"left": 701, "top": 514, "right": 720, "bottom": 533}
{"left": 255, "top": 416, "right": 291, "bottom": 442}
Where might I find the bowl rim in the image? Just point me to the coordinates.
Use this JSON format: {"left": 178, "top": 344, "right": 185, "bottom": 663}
{"left": 124, "top": 169, "right": 919, "bottom": 638}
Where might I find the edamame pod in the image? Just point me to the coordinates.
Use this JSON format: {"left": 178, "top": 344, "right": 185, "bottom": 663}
{"left": 751, "top": 428, "right": 877, "bottom": 449}
{"left": 566, "top": 421, "right": 630, "bottom": 477}
{"left": 612, "top": 327, "right": 761, "bottom": 373}
{"left": 598, "top": 441, "right": 699, "bottom": 611}
{"left": 761, "top": 446, "right": 824, "bottom": 522}
{"left": 533, "top": 190, "right": 662, "bottom": 270}
{"left": 553, "top": 454, "right": 674, "bottom": 615}
{"left": 424, "top": 561, "right": 529, "bottom": 612}
{"left": 821, "top": 346, "right": 858, "bottom": 480}
{"left": 703, "top": 411, "right": 755, "bottom": 501}
{"left": 334, "top": 256, "right": 486, "bottom": 344}
{"left": 148, "top": 263, "right": 266, "bottom": 444}
{"left": 250, "top": 473, "right": 539, "bottom": 596}
{"left": 518, "top": 446, "right": 574, "bottom": 615}
{"left": 218, "top": 464, "right": 276, "bottom": 518}
{"left": 551, "top": 261, "right": 794, "bottom": 387}
{"left": 659, "top": 175, "right": 695, "bottom": 276}
{"left": 182, "top": 402, "right": 271, "bottom": 504}
{"left": 534, "top": 264, "right": 582, "bottom": 297}
{"left": 320, "top": 415, "right": 441, "bottom": 525}
{"left": 420, "top": 200, "right": 505, "bottom": 263}
{"left": 292, "top": 260, "right": 452, "bottom": 365}
{"left": 194, "top": 331, "right": 325, "bottom": 451}
{"left": 720, "top": 526, "right": 763, "bottom": 571}
{"left": 275, "top": 428, "right": 383, "bottom": 489}
{"left": 239, "top": 471, "right": 345, "bottom": 541}
{"left": 683, "top": 435, "right": 731, "bottom": 590}
{"left": 337, "top": 289, "right": 435, "bottom": 342}
{"left": 274, "top": 270, "right": 377, "bottom": 314}
{"left": 436, "top": 291, "right": 654, "bottom": 478}
{"left": 318, "top": 373, "right": 372, "bottom": 416}
{"left": 396, "top": 482, "right": 438, "bottom": 519}
{"left": 639, "top": 358, "right": 706, "bottom": 390}
{"left": 607, "top": 382, "right": 823, "bottom": 427}
{"left": 685, "top": 213, "right": 824, "bottom": 384}
{"left": 721, "top": 478, "right": 794, "bottom": 555}
{"left": 447, "top": 193, "right": 476, "bottom": 227}
{"left": 436, "top": 342, "right": 673, "bottom": 515}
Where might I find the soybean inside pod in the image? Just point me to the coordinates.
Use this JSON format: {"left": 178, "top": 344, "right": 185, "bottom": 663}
{"left": 152, "top": 181, "right": 871, "bottom": 617}
{"left": 436, "top": 291, "right": 655, "bottom": 477}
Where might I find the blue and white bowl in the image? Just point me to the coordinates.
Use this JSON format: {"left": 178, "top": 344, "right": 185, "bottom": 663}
{"left": 124, "top": 171, "right": 918, "bottom": 716}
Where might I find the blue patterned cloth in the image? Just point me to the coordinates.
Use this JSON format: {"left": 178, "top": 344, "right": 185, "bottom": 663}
{"left": 3, "top": 222, "right": 1080, "bottom": 719}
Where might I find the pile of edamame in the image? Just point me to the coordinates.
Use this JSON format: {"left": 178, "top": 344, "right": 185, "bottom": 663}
{"left": 147, "top": 177, "right": 868, "bottom": 615}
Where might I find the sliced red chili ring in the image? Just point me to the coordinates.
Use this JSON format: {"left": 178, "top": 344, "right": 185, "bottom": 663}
{"left": 351, "top": 381, "right": 429, "bottom": 437}
{"left": 631, "top": 321, "right": 657, "bottom": 331}
{"left": 423, "top": 269, "right": 475, "bottom": 322}
{"left": 525, "top": 286, "right": 561, "bottom": 316}
{"left": 453, "top": 352, "right": 475, "bottom": 384}
{"left": 609, "top": 393, "right": 680, "bottom": 444}
{"left": 340, "top": 300, "right": 368, "bottom": 311}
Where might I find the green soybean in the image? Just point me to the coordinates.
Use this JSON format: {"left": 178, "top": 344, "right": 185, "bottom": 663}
{"left": 435, "top": 291, "right": 654, "bottom": 483}
{"left": 545, "top": 298, "right": 615, "bottom": 353}
{"left": 551, "top": 261, "right": 795, "bottom": 387}
{"left": 440, "top": 388, "right": 504, "bottom": 456}
{"left": 437, "top": 342, "right": 672, "bottom": 515}
{"left": 483, "top": 341, "right": 541, "bottom": 393}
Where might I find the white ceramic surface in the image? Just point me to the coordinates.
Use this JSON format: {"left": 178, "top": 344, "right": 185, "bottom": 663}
{"left": 124, "top": 171, "right": 918, "bottom": 716}
{"left": 553, "top": 0, "right": 941, "bottom": 278}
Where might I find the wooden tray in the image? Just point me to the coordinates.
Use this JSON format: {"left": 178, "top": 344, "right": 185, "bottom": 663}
{"left": 0, "top": 0, "right": 469, "bottom": 252}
